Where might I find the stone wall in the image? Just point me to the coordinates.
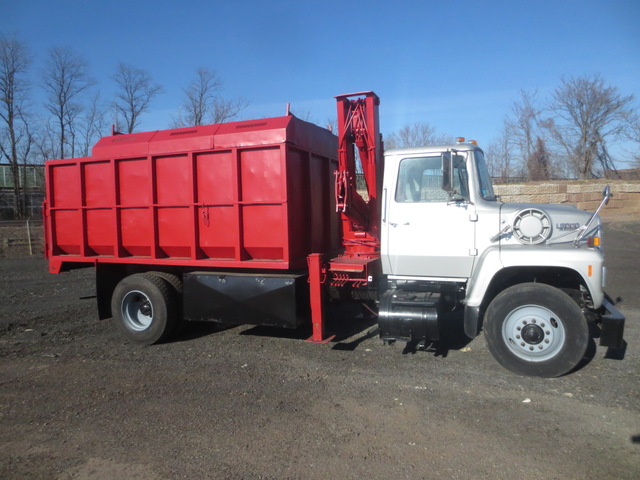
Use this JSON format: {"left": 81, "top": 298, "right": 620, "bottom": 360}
{"left": 493, "top": 181, "right": 640, "bottom": 218}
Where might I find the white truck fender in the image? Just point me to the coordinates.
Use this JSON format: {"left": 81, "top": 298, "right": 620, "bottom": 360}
{"left": 465, "top": 246, "right": 503, "bottom": 309}
{"left": 465, "top": 245, "right": 605, "bottom": 312}
{"left": 463, "top": 246, "right": 502, "bottom": 338}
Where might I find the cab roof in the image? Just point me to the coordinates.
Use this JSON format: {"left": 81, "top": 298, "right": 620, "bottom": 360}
{"left": 384, "top": 143, "right": 481, "bottom": 157}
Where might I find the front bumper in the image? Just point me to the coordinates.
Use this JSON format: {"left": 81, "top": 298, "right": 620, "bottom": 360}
{"left": 599, "top": 295, "right": 625, "bottom": 349}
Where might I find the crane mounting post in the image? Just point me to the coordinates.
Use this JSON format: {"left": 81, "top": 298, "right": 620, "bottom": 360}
{"left": 329, "top": 91, "right": 383, "bottom": 286}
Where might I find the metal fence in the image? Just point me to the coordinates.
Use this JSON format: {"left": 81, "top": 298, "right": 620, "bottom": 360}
{"left": 0, "top": 164, "right": 45, "bottom": 189}
{"left": 0, "top": 219, "right": 43, "bottom": 255}
{"left": 0, "top": 191, "right": 44, "bottom": 220}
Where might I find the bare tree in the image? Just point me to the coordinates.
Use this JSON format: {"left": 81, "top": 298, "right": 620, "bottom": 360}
{"left": 627, "top": 111, "right": 640, "bottom": 143}
{"left": 507, "top": 91, "right": 539, "bottom": 157}
{"left": 172, "top": 68, "right": 247, "bottom": 127}
{"left": 0, "top": 35, "right": 33, "bottom": 218}
{"left": 548, "top": 74, "right": 634, "bottom": 178}
{"left": 42, "top": 47, "right": 94, "bottom": 159}
{"left": 486, "top": 124, "right": 518, "bottom": 180}
{"left": 527, "top": 137, "right": 550, "bottom": 181}
{"left": 623, "top": 109, "right": 640, "bottom": 167}
{"left": 33, "top": 118, "right": 58, "bottom": 164}
{"left": 174, "top": 68, "right": 219, "bottom": 127}
{"left": 385, "top": 122, "right": 451, "bottom": 149}
{"left": 78, "top": 93, "right": 106, "bottom": 157}
{"left": 211, "top": 96, "right": 249, "bottom": 124}
{"left": 113, "top": 63, "right": 162, "bottom": 133}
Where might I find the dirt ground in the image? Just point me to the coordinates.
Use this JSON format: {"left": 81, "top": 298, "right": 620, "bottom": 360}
{"left": 1, "top": 221, "right": 639, "bottom": 480}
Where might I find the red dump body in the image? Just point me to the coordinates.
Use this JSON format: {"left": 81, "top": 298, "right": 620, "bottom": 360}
{"left": 44, "top": 116, "right": 340, "bottom": 274}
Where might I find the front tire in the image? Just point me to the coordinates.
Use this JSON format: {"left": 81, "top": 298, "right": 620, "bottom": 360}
{"left": 485, "top": 283, "right": 589, "bottom": 377}
{"left": 111, "top": 273, "right": 177, "bottom": 344}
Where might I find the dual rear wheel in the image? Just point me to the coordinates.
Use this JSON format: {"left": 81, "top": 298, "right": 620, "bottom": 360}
{"left": 111, "top": 272, "right": 182, "bottom": 344}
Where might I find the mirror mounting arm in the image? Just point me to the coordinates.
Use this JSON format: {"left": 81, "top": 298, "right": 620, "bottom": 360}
{"left": 573, "top": 185, "right": 612, "bottom": 246}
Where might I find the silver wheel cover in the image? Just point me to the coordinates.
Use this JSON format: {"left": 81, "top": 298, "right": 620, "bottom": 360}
{"left": 121, "top": 290, "right": 154, "bottom": 331}
{"left": 502, "top": 304, "right": 566, "bottom": 362}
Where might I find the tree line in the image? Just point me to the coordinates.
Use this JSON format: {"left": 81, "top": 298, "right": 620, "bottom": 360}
{"left": 383, "top": 76, "right": 639, "bottom": 183}
{"left": 0, "top": 35, "right": 247, "bottom": 218}
{"left": 486, "top": 78, "right": 639, "bottom": 182}
{"left": 2, "top": 34, "right": 639, "bottom": 219}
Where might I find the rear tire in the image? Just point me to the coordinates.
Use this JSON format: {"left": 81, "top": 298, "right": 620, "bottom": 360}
{"left": 485, "top": 283, "right": 589, "bottom": 377}
{"left": 111, "top": 273, "right": 177, "bottom": 344}
{"left": 152, "top": 271, "right": 184, "bottom": 334}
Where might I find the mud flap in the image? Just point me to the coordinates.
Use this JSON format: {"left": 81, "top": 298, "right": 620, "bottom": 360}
{"left": 464, "top": 305, "right": 481, "bottom": 338}
{"left": 599, "top": 296, "right": 625, "bottom": 349}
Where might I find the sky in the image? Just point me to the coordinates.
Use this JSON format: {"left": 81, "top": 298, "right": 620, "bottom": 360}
{"left": 3, "top": 0, "right": 640, "bottom": 150}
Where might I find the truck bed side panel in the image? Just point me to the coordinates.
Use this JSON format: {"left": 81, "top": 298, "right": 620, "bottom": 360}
{"left": 44, "top": 116, "right": 340, "bottom": 272}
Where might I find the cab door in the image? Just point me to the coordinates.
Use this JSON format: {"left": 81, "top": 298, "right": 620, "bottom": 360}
{"left": 382, "top": 153, "right": 477, "bottom": 278}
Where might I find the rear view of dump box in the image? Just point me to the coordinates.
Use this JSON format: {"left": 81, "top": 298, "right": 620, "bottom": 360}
{"left": 44, "top": 116, "right": 340, "bottom": 273}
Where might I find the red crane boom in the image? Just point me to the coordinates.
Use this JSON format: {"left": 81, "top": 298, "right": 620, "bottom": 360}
{"left": 329, "top": 91, "right": 383, "bottom": 286}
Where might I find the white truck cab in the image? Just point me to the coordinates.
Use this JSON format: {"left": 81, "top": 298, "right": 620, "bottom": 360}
{"left": 379, "top": 141, "right": 625, "bottom": 377}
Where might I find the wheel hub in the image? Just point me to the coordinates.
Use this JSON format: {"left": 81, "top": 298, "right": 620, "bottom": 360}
{"left": 502, "top": 305, "right": 566, "bottom": 362}
{"left": 521, "top": 323, "right": 544, "bottom": 345}
{"left": 121, "top": 290, "right": 154, "bottom": 331}
{"left": 140, "top": 301, "right": 152, "bottom": 316}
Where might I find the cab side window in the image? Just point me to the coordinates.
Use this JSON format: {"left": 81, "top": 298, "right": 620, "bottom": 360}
{"left": 395, "top": 156, "right": 468, "bottom": 203}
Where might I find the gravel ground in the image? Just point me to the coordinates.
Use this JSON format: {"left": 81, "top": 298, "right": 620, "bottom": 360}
{"left": 0, "top": 221, "right": 639, "bottom": 480}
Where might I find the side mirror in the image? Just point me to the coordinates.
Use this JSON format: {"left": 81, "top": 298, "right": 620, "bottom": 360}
{"left": 442, "top": 153, "right": 452, "bottom": 192}
{"left": 574, "top": 184, "right": 613, "bottom": 246}
{"left": 602, "top": 185, "right": 611, "bottom": 205}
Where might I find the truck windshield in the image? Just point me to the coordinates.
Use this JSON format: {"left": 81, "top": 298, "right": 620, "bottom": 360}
{"left": 475, "top": 150, "right": 497, "bottom": 201}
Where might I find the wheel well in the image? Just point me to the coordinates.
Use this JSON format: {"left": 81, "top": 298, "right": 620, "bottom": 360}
{"left": 482, "top": 266, "right": 585, "bottom": 314}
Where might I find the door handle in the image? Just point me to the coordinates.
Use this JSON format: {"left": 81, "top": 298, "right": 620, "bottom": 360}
{"left": 390, "top": 222, "right": 410, "bottom": 227}
{"left": 382, "top": 188, "right": 387, "bottom": 223}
